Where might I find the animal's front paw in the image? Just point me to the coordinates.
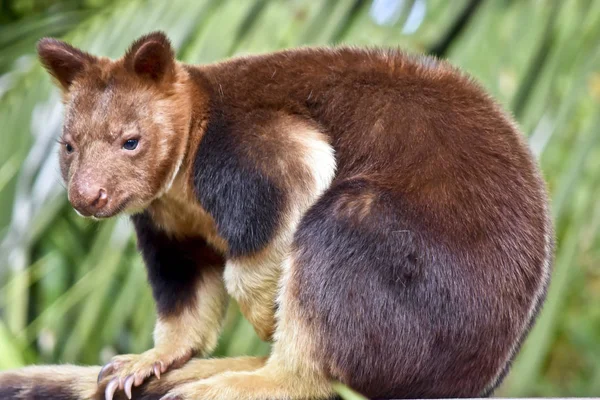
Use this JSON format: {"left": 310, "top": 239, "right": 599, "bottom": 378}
{"left": 99, "top": 348, "right": 193, "bottom": 400}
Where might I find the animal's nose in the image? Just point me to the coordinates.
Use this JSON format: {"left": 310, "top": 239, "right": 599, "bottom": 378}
{"left": 70, "top": 183, "right": 108, "bottom": 216}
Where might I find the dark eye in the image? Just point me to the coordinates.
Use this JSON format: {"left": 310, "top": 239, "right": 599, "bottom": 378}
{"left": 123, "top": 139, "right": 139, "bottom": 150}
{"left": 65, "top": 143, "right": 74, "bottom": 153}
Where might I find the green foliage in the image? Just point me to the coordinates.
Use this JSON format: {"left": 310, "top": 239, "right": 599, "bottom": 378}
{"left": 0, "top": 0, "right": 599, "bottom": 398}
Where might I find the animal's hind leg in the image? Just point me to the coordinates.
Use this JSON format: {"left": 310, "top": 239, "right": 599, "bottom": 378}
{"left": 155, "top": 180, "right": 387, "bottom": 400}
{"left": 157, "top": 180, "right": 392, "bottom": 400}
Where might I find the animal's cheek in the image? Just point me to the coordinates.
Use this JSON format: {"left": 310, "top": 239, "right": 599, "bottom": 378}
{"left": 59, "top": 155, "right": 77, "bottom": 185}
{"left": 110, "top": 157, "right": 138, "bottom": 185}
{"left": 59, "top": 159, "right": 70, "bottom": 183}
{"left": 118, "top": 160, "right": 157, "bottom": 199}
{"left": 143, "top": 149, "right": 175, "bottom": 189}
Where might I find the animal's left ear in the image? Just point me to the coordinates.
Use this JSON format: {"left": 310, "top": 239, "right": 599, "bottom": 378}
{"left": 37, "top": 38, "right": 97, "bottom": 92}
{"left": 125, "top": 31, "right": 175, "bottom": 82}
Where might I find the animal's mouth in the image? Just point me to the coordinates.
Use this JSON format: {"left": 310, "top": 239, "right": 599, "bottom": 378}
{"left": 74, "top": 196, "right": 133, "bottom": 220}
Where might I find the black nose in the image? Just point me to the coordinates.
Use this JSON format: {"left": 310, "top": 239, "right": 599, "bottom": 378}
{"left": 69, "top": 182, "right": 108, "bottom": 216}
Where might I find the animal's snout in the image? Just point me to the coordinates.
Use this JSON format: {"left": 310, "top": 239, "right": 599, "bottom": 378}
{"left": 69, "top": 180, "right": 108, "bottom": 217}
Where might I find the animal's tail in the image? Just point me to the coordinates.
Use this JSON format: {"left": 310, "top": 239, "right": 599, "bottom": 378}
{"left": 0, "top": 364, "right": 101, "bottom": 400}
{"left": 0, "top": 361, "right": 207, "bottom": 400}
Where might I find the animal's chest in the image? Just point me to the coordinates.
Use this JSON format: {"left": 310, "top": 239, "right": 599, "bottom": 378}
{"left": 148, "top": 185, "right": 228, "bottom": 253}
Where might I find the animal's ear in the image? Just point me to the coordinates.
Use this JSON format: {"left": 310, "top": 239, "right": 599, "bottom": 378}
{"left": 125, "top": 31, "right": 175, "bottom": 82}
{"left": 37, "top": 38, "right": 97, "bottom": 92}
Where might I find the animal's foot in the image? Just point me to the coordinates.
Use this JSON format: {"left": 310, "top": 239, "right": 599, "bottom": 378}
{"left": 157, "top": 371, "right": 262, "bottom": 400}
{"left": 99, "top": 348, "right": 193, "bottom": 400}
{"left": 157, "top": 380, "right": 217, "bottom": 400}
{"left": 157, "top": 368, "right": 332, "bottom": 400}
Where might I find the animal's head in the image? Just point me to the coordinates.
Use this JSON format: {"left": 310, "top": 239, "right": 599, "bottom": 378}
{"left": 37, "top": 32, "right": 191, "bottom": 218}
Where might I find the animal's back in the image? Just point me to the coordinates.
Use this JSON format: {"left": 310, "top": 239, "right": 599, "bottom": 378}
{"left": 201, "top": 47, "right": 552, "bottom": 398}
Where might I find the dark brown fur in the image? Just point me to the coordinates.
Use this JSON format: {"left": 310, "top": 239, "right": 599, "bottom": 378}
{"left": 0, "top": 32, "right": 552, "bottom": 400}
{"left": 186, "top": 46, "right": 551, "bottom": 397}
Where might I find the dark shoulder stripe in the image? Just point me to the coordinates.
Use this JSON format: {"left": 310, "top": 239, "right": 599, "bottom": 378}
{"left": 192, "top": 105, "right": 284, "bottom": 258}
{"left": 131, "top": 212, "right": 224, "bottom": 316}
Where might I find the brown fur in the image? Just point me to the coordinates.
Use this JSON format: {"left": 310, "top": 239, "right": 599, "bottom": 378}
{"left": 0, "top": 32, "right": 553, "bottom": 400}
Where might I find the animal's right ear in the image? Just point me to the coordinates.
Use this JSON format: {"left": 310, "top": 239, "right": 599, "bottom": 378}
{"left": 37, "top": 38, "right": 96, "bottom": 92}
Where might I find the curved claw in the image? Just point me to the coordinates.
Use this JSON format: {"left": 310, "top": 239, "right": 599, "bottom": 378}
{"left": 124, "top": 375, "right": 135, "bottom": 399}
{"left": 98, "top": 362, "right": 114, "bottom": 383}
{"left": 105, "top": 377, "right": 119, "bottom": 400}
{"left": 134, "top": 372, "right": 145, "bottom": 387}
{"left": 153, "top": 362, "right": 162, "bottom": 379}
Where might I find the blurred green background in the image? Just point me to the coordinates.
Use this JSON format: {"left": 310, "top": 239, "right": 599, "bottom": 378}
{"left": 0, "top": 0, "right": 598, "bottom": 398}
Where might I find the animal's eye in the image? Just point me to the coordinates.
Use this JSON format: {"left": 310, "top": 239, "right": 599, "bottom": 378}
{"left": 65, "top": 143, "right": 74, "bottom": 153}
{"left": 123, "top": 139, "right": 139, "bottom": 151}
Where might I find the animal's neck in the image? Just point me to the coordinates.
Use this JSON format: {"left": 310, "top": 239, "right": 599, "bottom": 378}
{"left": 146, "top": 67, "right": 226, "bottom": 252}
{"left": 170, "top": 64, "right": 211, "bottom": 191}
